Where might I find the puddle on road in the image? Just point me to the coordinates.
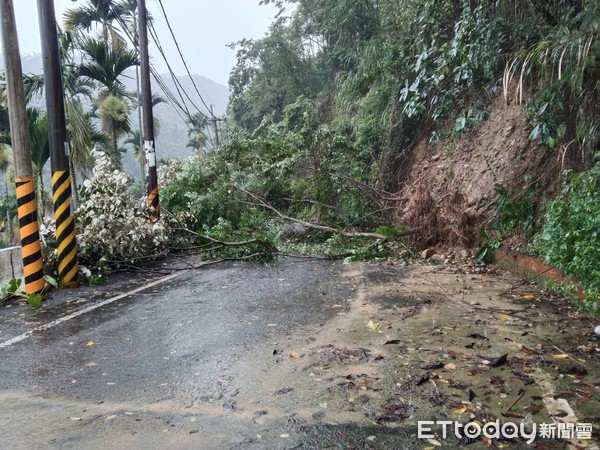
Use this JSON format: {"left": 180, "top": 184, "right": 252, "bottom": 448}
{"left": 216, "top": 263, "right": 600, "bottom": 449}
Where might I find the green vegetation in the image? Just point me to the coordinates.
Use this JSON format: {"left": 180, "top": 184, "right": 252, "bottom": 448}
{"left": 533, "top": 159, "right": 600, "bottom": 310}
{"left": 0, "top": 0, "right": 598, "bottom": 310}
{"left": 0, "top": 275, "right": 58, "bottom": 309}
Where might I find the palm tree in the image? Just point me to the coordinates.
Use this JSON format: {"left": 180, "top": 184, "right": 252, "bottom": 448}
{"left": 123, "top": 129, "right": 144, "bottom": 178}
{"left": 0, "top": 83, "right": 51, "bottom": 218}
{"left": 125, "top": 93, "right": 166, "bottom": 179}
{"left": 59, "top": 29, "right": 106, "bottom": 205}
{"left": 77, "top": 37, "right": 138, "bottom": 97}
{"left": 64, "top": 0, "right": 130, "bottom": 49}
{"left": 98, "top": 94, "right": 132, "bottom": 167}
{"left": 186, "top": 112, "right": 209, "bottom": 153}
{"left": 0, "top": 141, "right": 13, "bottom": 245}
{"left": 27, "top": 109, "right": 51, "bottom": 217}
{"left": 77, "top": 37, "right": 138, "bottom": 167}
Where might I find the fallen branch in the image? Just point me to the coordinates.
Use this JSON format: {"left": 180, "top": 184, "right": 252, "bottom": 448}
{"left": 332, "top": 172, "right": 398, "bottom": 199}
{"left": 506, "top": 390, "right": 525, "bottom": 412}
{"left": 169, "top": 226, "right": 278, "bottom": 253}
{"left": 275, "top": 252, "right": 350, "bottom": 260}
{"left": 230, "top": 184, "right": 392, "bottom": 240}
{"left": 280, "top": 197, "right": 349, "bottom": 217}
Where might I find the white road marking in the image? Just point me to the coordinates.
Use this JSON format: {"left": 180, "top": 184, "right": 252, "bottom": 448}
{"left": 0, "top": 270, "right": 189, "bottom": 349}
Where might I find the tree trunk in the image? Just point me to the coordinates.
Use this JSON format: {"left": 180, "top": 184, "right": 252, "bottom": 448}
{"left": 112, "top": 129, "right": 119, "bottom": 169}
{"left": 140, "top": 151, "right": 145, "bottom": 180}
{"left": 68, "top": 156, "right": 79, "bottom": 210}
{"left": 3, "top": 172, "right": 13, "bottom": 243}
{"left": 37, "top": 168, "right": 45, "bottom": 219}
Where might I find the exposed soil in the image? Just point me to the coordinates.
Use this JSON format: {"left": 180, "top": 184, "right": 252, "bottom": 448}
{"left": 397, "top": 88, "right": 560, "bottom": 251}
{"left": 213, "top": 261, "right": 600, "bottom": 448}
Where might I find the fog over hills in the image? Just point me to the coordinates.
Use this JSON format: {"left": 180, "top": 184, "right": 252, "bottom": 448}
{"left": 121, "top": 68, "right": 229, "bottom": 176}
{"left": 0, "top": 54, "right": 229, "bottom": 177}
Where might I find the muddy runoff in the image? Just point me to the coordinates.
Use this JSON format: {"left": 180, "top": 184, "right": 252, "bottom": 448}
{"left": 1, "top": 260, "right": 599, "bottom": 449}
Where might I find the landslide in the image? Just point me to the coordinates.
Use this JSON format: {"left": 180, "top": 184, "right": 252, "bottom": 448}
{"left": 397, "top": 89, "right": 558, "bottom": 251}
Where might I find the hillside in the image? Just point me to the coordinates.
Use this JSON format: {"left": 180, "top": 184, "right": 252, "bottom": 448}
{"left": 120, "top": 69, "right": 229, "bottom": 176}
{"left": 0, "top": 54, "right": 229, "bottom": 176}
{"left": 158, "top": 0, "right": 599, "bottom": 306}
{"left": 398, "top": 86, "right": 553, "bottom": 250}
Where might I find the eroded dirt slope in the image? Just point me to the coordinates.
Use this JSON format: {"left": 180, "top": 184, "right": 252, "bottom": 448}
{"left": 398, "top": 91, "right": 558, "bottom": 250}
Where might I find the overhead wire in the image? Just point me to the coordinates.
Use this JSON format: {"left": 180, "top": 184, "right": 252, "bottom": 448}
{"left": 109, "top": 3, "right": 214, "bottom": 146}
{"left": 153, "top": 0, "right": 215, "bottom": 116}
{"left": 147, "top": 20, "right": 210, "bottom": 121}
{"left": 112, "top": 7, "right": 200, "bottom": 127}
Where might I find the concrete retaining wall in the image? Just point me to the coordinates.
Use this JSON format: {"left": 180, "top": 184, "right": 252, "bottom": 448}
{"left": 494, "top": 249, "right": 585, "bottom": 299}
{"left": 0, "top": 247, "right": 23, "bottom": 286}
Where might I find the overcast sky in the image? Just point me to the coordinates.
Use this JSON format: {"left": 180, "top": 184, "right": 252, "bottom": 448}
{"left": 13, "top": 0, "right": 278, "bottom": 86}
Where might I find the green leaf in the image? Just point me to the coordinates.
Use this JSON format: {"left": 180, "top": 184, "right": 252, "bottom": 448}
{"left": 27, "top": 293, "right": 43, "bottom": 309}
{"left": 44, "top": 275, "right": 59, "bottom": 289}
{"left": 8, "top": 278, "right": 21, "bottom": 294}
{"left": 1, "top": 278, "right": 22, "bottom": 297}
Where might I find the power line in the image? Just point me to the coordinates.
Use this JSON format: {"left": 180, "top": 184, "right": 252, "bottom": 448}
{"left": 147, "top": 20, "right": 209, "bottom": 120}
{"left": 112, "top": 12, "right": 186, "bottom": 114}
{"left": 109, "top": 4, "right": 215, "bottom": 146}
{"left": 111, "top": 9, "right": 201, "bottom": 126}
{"left": 153, "top": 0, "right": 215, "bottom": 116}
{"left": 111, "top": 12, "right": 183, "bottom": 112}
{"left": 149, "top": 66, "right": 189, "bottom": 125}
{"left": 147, "top": 22, "right": 215, "bottom": 147}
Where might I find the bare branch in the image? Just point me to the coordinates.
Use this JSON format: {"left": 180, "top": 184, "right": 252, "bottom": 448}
{"left": 280, "top": 197, "right": 349, "bottom": 217}
{"left": 230, "top": 184, "right": 393, "bottom": 240}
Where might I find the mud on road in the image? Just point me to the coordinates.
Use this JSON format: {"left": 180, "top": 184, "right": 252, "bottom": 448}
{"left": 0, "top": 258, "right": 599, "bottom": 449}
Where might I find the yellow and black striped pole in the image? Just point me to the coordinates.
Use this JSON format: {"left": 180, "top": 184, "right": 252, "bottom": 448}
{"left": 1, "top": 0, "right": 46, "bottom": 296}
{"left": 37, "top": 0, "right": 79, "bottom": 287}
{"left": 139, "top": 0, "right": 160, "bottom": 221}
{"left": 16, "top": 177, "right": 45, "bottom": 294}
{"left": 52, "top": 169, "right": 78, "bottom": 286}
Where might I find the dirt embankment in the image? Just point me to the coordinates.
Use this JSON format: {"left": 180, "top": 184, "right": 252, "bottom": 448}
{"left": 397, "top": 90, "right": 559, "bottom": 251}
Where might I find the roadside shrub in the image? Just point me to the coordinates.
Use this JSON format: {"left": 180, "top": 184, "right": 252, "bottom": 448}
{"left": 159, "top": 156, "right": 231, "bottom": 233}
{"left": 533, "top": 158, "right": 600, "bottom": 310}
{"left": 75, "top": 149, "right": 168, "bottom": 267}
{"left": 493, "top": 185, "right": 535, "bottom": 236}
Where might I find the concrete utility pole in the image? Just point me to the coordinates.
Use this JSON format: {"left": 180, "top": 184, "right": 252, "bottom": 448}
{"left": 210, "top": 105, "right": 220, "bottom": 148}
{"left": 37, "top": 0, "right": 79, "bottom": 288}
{"left": 0, "top": 0, "right": 45, "bottom": 294}
{"left": 133, "top": 10, "right": 145, "bottom": 179}
{"left": 137, "top": 0, "right": 159, "bottom": 220}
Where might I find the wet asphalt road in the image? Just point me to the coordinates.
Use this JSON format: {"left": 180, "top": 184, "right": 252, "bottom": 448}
{"left": 4, "top": 259, "right": 595, "bottom": 449}
{"left": 0, "top": 258, "right": 369, "bottom": 449}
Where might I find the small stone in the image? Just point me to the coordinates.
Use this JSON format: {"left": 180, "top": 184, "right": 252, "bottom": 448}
{"left": 421, "top": 248, "right": 437, "bottom": 259}
{"left": 431, "top": 154, "right": 440, "bottom": 161}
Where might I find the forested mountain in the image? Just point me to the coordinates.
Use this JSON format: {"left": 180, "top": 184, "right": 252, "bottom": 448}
{"left": 0, "top": 54, "right": 228, "bottom": 177}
